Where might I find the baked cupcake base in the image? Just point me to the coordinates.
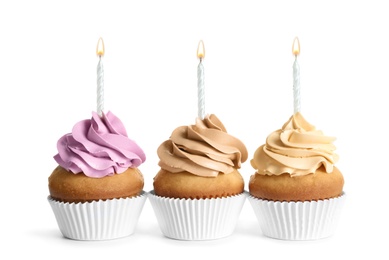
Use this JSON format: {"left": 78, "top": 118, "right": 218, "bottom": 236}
{"left": 148, "top": 191, "right": 247, "bottom": 240}
{"left": 248, "top": 192, "right": 346, "bottom": 240}
{"left": 48, "top": 191, "right": 147, "bottom": 240}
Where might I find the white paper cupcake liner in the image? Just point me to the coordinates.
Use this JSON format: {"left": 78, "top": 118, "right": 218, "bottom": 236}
{"left": 48, "top": 191, "right": 147, "bottom": 241}
{"left": 248, "top": 192, "right": 346, "bottom": 240}
{"left": 148, "top": 191, "right": 247, "bottom": 241}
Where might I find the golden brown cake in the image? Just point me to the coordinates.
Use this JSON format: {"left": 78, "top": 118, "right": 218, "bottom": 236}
{"left": 249, "top": 166, "right": 343, "bottom": 201}
{"left": 49, "top": 166, "right": 144, "bottom": 203}
{"left": 154, "top": 168, "right": 244, "bottom": 199}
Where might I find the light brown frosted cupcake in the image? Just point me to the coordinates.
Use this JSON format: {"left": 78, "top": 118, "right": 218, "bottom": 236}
{"left": 149, "top": 114, "right": 248, "bottom": 240}
{"left": 248, "top": 112, "right": 345, "bottom": 240}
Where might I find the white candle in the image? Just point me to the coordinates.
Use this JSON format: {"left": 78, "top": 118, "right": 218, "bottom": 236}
{"left": 292, "top": 37, "right": 301, "bottom": 114}
{"left": 96, "top": 37, "right": 105, "bottom": 116}
{"left": 197, "top": 40, "right": 205, "bottom": 120}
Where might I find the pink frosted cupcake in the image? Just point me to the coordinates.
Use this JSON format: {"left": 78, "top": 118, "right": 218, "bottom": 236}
{"left": 248, "top": 112, "right": 345, "bottom": 240}
{"left": 149, "top": 114, "right": 248, "bottom": 240}
{"left": 48, "top": 111, "right": 147, "bottom": 240}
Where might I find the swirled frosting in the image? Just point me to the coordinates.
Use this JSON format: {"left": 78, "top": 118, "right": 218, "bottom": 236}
{"left": 54, "top": 111, "right": 146, "bottom": 178}
{"left": 157, "top": 114, "right": 248, "bottom": 177}
{"left": 251, "top": 112, "right": 338, "bottom": 177}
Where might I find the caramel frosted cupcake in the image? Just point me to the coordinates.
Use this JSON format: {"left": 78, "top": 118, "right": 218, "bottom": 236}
{"left": 149, "top": 114, "right": 248, "bottom": 240}
{"left": 48, "top": 111, "right": 147, "bottom": 240}
{"left": 248, "top": 112, "right": 345, "bottom": 240}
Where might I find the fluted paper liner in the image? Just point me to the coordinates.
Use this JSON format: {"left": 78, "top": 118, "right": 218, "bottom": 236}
{"left": 48, "top": 191, "right": 147, "bottom": 240}
{"left": 248, "top": 192, "right": 346, "bottom": 240}
{"left": 148, "top": 191, "right": 247, "bottom": 240}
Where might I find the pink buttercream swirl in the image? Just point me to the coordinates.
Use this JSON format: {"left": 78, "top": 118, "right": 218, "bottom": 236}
{"left": 54, "top": 111, "right": 146, "bottom": 178}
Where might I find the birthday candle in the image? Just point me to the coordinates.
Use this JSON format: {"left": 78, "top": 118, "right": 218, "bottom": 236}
{"left": 292, "top": 37, "right": 301, "bottom": 114}
{"left": 197, "top": 40, "right": 205, "bottom": 120}
{"left": 96, "top": 37, "right": 105, "bottom": 116}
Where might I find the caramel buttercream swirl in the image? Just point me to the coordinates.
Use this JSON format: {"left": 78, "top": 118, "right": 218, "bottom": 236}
{"left": 158, "top": 114, "right": 248, "bottom": 177}
{"left": 251, "top": 112, "right": 338, "bottom": 177}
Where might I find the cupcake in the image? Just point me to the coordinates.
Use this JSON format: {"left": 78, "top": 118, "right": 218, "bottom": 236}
{"left": 148, "top": 114, "right": 248, "bottom": 240}
{"left": 248, "top": 112, "right": 345, "bottom": 240}
{"left": 48, "top": 111, "right": 147, "bottom": 240}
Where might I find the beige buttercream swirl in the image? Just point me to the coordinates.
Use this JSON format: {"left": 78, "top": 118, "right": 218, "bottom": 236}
{"left": 157, "top": 114, "right": 248, "bottom": 177}
{"left": 251, "top": 112, "right": 339, "bottom": 177}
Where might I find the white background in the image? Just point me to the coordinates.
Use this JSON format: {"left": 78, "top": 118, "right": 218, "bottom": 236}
{"left": 1, "top": 0, "right": 387, "bottom": 259}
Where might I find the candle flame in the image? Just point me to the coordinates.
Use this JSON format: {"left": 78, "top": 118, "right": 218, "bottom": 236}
{"left": 96, "top": 37, "right": 105, "bottom": 57}
{"left": 197, "top": 40, "right": 205, "bottom": 60}
{"left": 292, "top": 37, "right": 300, "bottom": 56}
